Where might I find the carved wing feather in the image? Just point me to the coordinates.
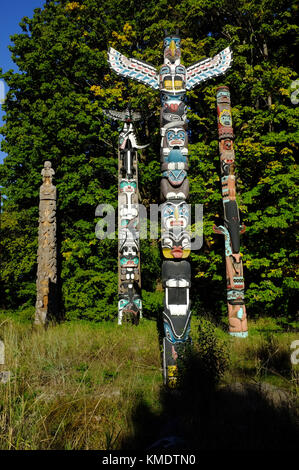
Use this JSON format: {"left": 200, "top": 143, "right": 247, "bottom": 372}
{"left": 186, "top": 47, "right": 233, "bottom": 90}
{"left": 102, "top": 109, "right": 127, "bottom": 121}
{"left": 108, "top": 47, "right": 159, "bottom": 90}
{"left": 130, "top": 111, "right": 143, "bottom": 121}
{"left": 102, "top": 108, "right": 143, "bottom": 122}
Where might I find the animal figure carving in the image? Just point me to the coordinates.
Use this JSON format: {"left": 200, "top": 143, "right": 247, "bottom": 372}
{"left": 103, "top": 107, "right": 148, "bottom": 325}
{"left": 108, "top": 34, "right": 241, "bottom": 386}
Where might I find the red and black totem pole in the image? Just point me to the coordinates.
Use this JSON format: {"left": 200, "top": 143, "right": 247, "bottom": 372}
{"left": 213, "top": 87, "right": 248, "bottom": 337}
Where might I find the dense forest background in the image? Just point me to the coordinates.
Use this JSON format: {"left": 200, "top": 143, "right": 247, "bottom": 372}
{"left": 0, "top": 0, "right": 298, "bottom": 323}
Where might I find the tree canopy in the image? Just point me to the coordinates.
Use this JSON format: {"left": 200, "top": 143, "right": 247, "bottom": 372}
{"left": 0, "top": 0, "right": 298, "bottom": 323}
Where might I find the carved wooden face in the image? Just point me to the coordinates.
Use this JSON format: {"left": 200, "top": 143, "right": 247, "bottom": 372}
{"left": 221, "top": 159, "right": 235, "bottom": 176}
{"left": 161, "top": 201, "right": 189, "bottom": 230}
{"left": 219, "top": 108, "right": 232, "bottom": 127}
{"left": 120, "top": 180, "right": 137, "bottom": 193}
{"left": 162, "top": 168, "right": 187, "bottom": 186}
{"left": 161, "top": 92, "right": 185, "bottom": 111}
{"left": 220, "top": 139, "right": 233, "bottom": 152}
{"left": 160, "top": 64, "right": 186, "bottom": 91}
{"left": 120, "top": 254, "right": 139, "bottom": 268}
{"left": 161, "top": 92, "right": 186, "bottom": 125}
{"left": 163, "top": 36, "right": 181, "bottom": 63}
{"left": 120, "top": 236, "right": 138, "bottom": 252}
{"left": 161, "top": 230, "right": 191, "bottom": 259}
{"left": 217, "top": 89, "right": 230, "bottom": 102}
{"left": 118, "top": 295, "right": 141, "bottom": 314}
{"left": 164, "top": 128, "right": 187, "bottom": 150}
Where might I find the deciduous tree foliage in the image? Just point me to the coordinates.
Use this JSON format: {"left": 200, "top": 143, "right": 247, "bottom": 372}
{"left": 0, "top": 0, "right": 298, "bottom": 321}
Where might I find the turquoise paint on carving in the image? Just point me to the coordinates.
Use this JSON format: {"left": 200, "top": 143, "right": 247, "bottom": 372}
{"left": 237, "top": 307, "right": 244, "bottom": 319}
{"left": 229, "top": 331, "right": 248, "bottom": 338}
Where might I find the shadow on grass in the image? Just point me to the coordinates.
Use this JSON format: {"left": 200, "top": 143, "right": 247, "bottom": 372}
{"left": 121, "top": 321, "right": 299, "bottom": 451}
{"left": 121, "top": 367, "right": 298, "bottom": 451}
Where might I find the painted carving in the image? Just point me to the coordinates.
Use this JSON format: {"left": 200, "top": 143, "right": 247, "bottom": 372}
{"left": 213, "top": 86, "right": 248, "bottom": 337}
{"left": 108, "top": 33, "right": 233, "bottom": 386}
{"left": 103, "top": 107, "right": 147, "bottom": 325}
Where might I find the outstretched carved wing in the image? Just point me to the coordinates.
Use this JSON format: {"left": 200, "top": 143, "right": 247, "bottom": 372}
{"left": 108, "top": 47, "right": 159, "bottom": 90}
{"left": 102, "top": 108, "right": 143, "bottom": 122}
{"left": 128, "top": 111, "right": 143, "bottom": 121}
{"left": 186, "top": 47, "right": 233, "bottom": 90}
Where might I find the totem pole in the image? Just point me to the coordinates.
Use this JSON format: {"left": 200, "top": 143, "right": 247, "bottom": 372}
{"left": 108, "top": 33, "right": 232, "bottom": 386}
{"left": 35, "top": 161, "right": 57, "bottom": 325}
{"left": 103, "top": 108, "right": 147, "bottom": 325}
{"left": 213, "top": 87, "right": 248, "bottom": 337}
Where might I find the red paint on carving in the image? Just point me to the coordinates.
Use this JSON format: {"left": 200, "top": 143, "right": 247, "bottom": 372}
{"left": 171, "top": 246, "right": 183, "bottom": 258}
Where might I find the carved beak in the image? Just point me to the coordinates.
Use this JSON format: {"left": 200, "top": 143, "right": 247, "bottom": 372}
{"left": 170, "top": 40, "right": 176, "bottom": 58}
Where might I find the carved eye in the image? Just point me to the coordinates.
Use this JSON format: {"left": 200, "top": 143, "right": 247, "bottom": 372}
{"left": 179, "top": 205, "right": 187, "bottom": 216}
{"left": 176, "top": 66, "right": 185, "bottom": 74}
{"left": 182, "top": 237, "right": 190, "bottom": 249}
{"left": 161, "top": 66, "right": 170, "bottom": 74}
{"left": 167, "top": 131, "right": 175, "bottom": 140}
{"left": 164, "top": 323, "right": 172, "bottom": 339}
{"left": 163, "top": 237, "right": 172, "bottom": 247}
{"left": 163, "top": 206, "right": 174, "bottom": 217}
{"left": 177, "top": 131, "right": 185, "bottom": 140}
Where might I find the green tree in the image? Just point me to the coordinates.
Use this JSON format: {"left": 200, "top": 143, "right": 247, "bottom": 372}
{"left": 0, "top": 0, "right": 298, "bottom": 322}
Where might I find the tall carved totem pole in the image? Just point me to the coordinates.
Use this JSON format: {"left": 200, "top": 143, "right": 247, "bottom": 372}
{"left": 108, "top": 33, "right": 235, "bottom": 385}
{"left": 213, "top": 87, "right": 248, "bottom": 337}
{"left": 35, "top": 161, "right": 57, "bottom": 325}
{"left": 102, "top": 108, "right": 147, "bottom": 325}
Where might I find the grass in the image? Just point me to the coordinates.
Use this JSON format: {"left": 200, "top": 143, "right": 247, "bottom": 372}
{"left": 0, "top": 314, "right": 298, "bottom": 450}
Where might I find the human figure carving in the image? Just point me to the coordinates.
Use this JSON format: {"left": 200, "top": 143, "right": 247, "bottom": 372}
{"left": 35, "top": 161, "right": 57, "bottom": 325}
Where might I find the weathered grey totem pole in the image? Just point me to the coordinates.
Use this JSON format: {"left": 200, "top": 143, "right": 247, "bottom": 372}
{"left": 103, "top": 108, "right": 147, "bottom": 325}
{"left": 35, "top": 161, "right": 57, "bottom": 325}
{"left": 213, "top": 87, "right": 248, "bottom": 337}
{"left": 108, "top": 33, "right": 235, "bottom": 385}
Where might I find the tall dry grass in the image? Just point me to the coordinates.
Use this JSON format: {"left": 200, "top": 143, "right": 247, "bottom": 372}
{"left": 0, "top": 318, "right": 162, "bottom": 449}
{"left": 0, "top": 315, "right": 298, "bottom": 450}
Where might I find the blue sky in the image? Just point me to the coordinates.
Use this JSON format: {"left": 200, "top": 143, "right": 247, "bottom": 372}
{"left": 0, "top": 0, "right": 45, "bottom": 164}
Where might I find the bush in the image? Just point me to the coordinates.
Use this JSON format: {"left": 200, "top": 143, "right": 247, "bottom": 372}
{"left": 177, "top": 317, "right": 230, "bottom": 392}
